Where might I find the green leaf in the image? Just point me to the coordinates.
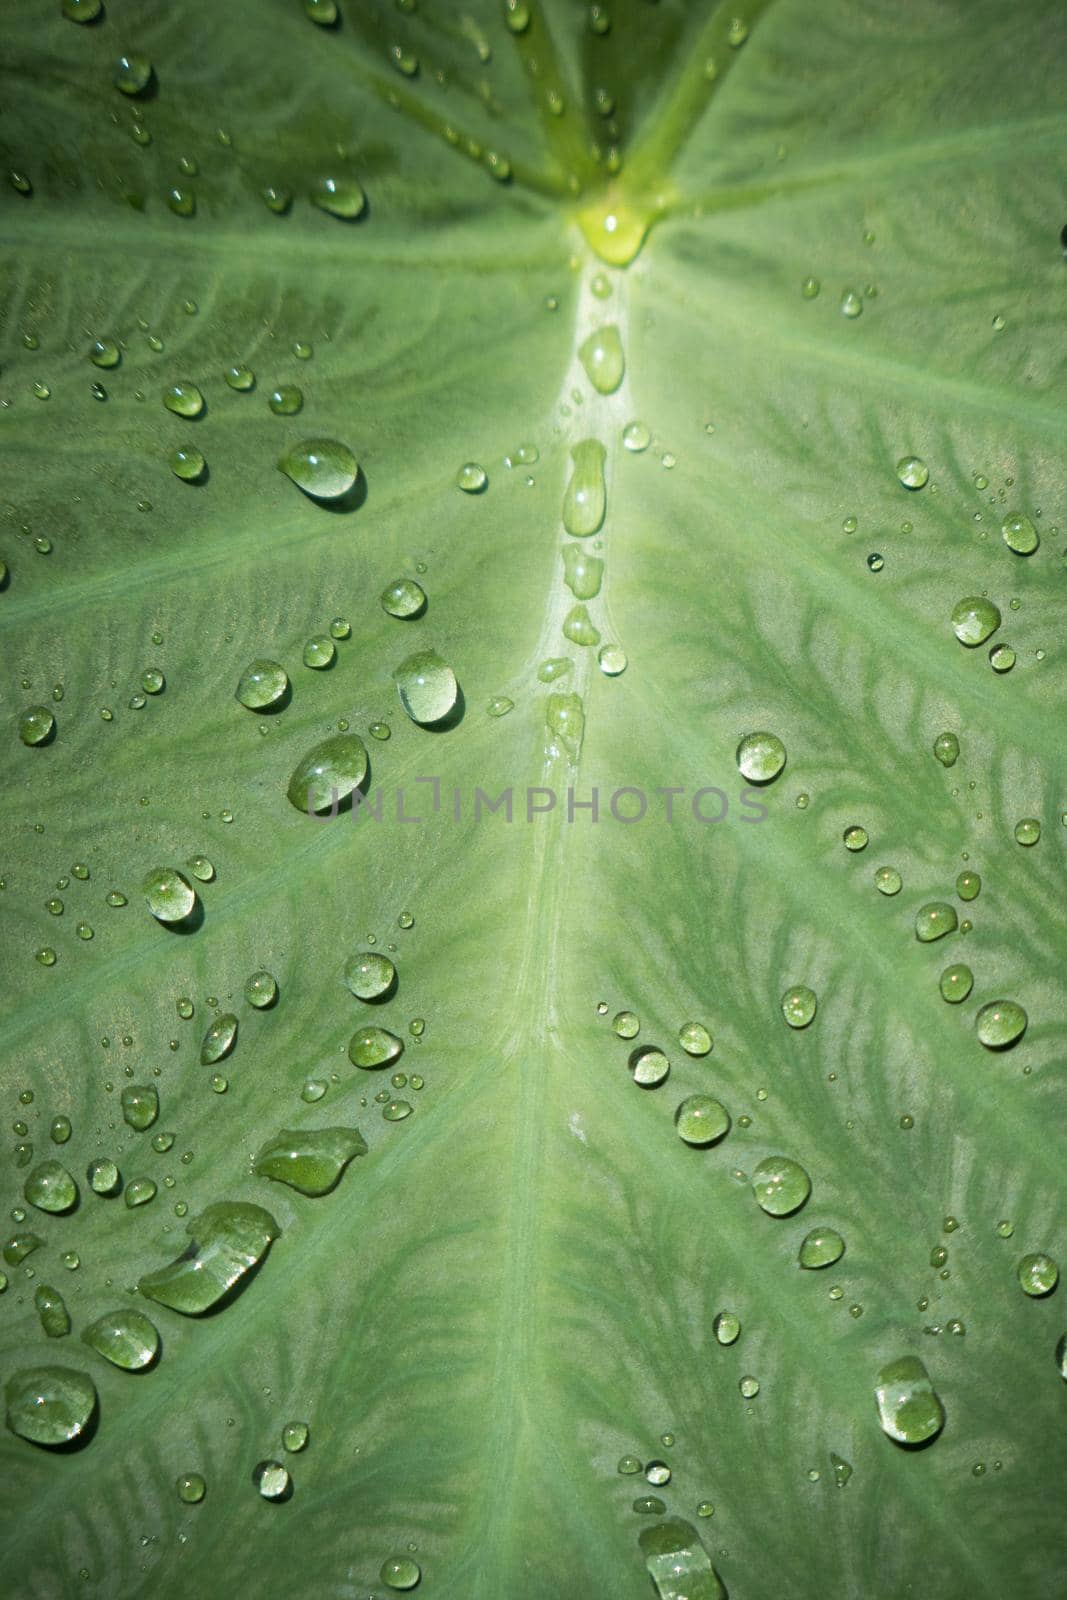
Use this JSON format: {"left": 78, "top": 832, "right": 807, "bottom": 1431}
{"left": 2, "top": 0, "right": 1065, "bottom": 1593}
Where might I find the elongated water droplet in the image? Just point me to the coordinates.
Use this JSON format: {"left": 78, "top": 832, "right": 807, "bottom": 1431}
{"left": 752, "top": 1156, "right": 811, "bottom": 1216}
{"left": 562, "top": 545, "right": 603, "bottom": 599}
{"left": 279, "top": 438, "right": 358, "bottom": 500}
{"left": 639, "top": 1517, "right": 726, "bottom": 1600}
{"left": 163, "top": 382, "right": 204, "bottom": 418}
{"left": 138, "top": 1201, "right": 279, "bottom": 1314}
{"left": 674, "top": 1096, "right": 730, "bottom": 1146}
{"left": 714, "top": 1310, "right": 740, "bottom": 1344}
{"left": 254, "top": 1126, "right": 366, "bottom": 1197}
{"left": 781, "top": 985, "right": 816, "bottom": 1028}
{"left": 799, "top": 1228, "right": 845, "bottom": 1268}
{"left": 562, "top": 439, "right": 606, "bottom": 536}
{"left": 310, "top": 176, "right": 366, "bottom": 219}
{"left": 349, "top": 1026, "right": 404, "bottom": 1069}
{"left": 35, "top": 1285, "right": 71, "bottom": 1339}
{"left": 121, "top": 1085, "right": 158, "bottom": 1131}
{"left": 563, "top": 604, "right": 600, "bottom": 646}
{"left": 875, "top": 1355, "right": 944, "bottom": 1444}
{"left": 5, "top": 1365, "right": 97, "bottom": 1446}
{"left": 24, "top": 1161, "right": 78, "bottom": 1214}
{"left": 578, "top": 323, "right": 624, "bottom": 394}
{"left": 287, "top": 733, "right": 368, "bottom": 813}
{"left": 951, "top": 596, "right": 1000, "bottom": 646}
{"left": 736, "top": 732, "right": 786, "bottom": 784}
{"left": 81, "top": 1309, "right": 159, "bottom": 1370}
{"left": 934, "top": 732, "right": 959, "bottom": 767}
{"left": 200, "top": 1014, "right": 237, "bottom": 1065}
{"left": 394, "top": 650, "right": 458, "bottom": 725}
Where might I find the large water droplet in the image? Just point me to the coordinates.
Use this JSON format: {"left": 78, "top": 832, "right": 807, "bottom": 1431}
{"left": 380, "top": 1558, "right": 421, "bottom": 1591}
{"left": 121, "top": 1085, "right": 158, "bottom": 1131}
{"left": 678, "top": 1021, "right": 712, "bottom": 1056}
{"left": 18, "top": 705, "right": 55, "bottom": 746}
{"left": 752, "top": 1156, "right": 811, "bottom": 1216}
{"left": 163, "top": 382, "right": 204, "bottom": 419}
{"left": 896, "top": 456, "right": 929, "bottom": 490}
{"left": 736, "top": 732, "right": 786, "bottom": 784}
{"left": 143, "top": 867, "right": 196, "bottom": 923}
{"left": 309, "top": 176, "right": 366, "bottom": 219}
{"left": 875, "top": 1355, "right": 945, "bottom": 1445}
{"left": 245, "top": 971, "right": 278, "bottom": 1008}
{"left": 114, "top": 53, "right": 152, "bottom": 95}
{"left": 639, "top": 1517, "right": 726, "bottom": 1600}
{"left": 138, "top": 1201, "right": 279, "bottom": 1315}
{"left": 799, "top": 1228, "right": 845, "bottom": 1268}
{"left": 975, "top": 1000, "right": 1027, "bottom": 1050}
{"left": 24, "top": 1161, "right": 78, "bottom": 1214}
{"left": 562, "top": 545, "right": 604, "bottom": 600}
{"left": 628, "top": 1046, "right": 670, "bottom": 1088}
{"left": 5, "top": 1365, "right": 97, "bottom": 1446}
{"left": 1018, "top": 1252, "right": 1058, "bottom": 1297}
{"left": 253, "top": 1459, "right": 292, "bottom": 1500}
{"left": 236, "top": 659, "right": 289, "bottom": 710}
{"left": 951, "top": 596, "right": 1001, "bottom": 647}
{"left": 344, "top": 952, "right": 396, "bottom": 1000}
{"left": 35, "top": 1285, "right": 71, "bottom": 1338}
{"left": 287, "top": 733, "right": 368, "bottom": 813}
{"left": 939, "top": 964, "right": 973, "bottom": 1003}
{"left": 578, "top": 324, "right": 624, "bottom": 394}
{"left": 781, "top": 985, "right": 816, "bottom": 1028}
{"left": 81, "top": 1309, "right": 159, "bottom": 1370}
{"left": 381, "top": 578, "right": 427, "bottom": 618}
{"left": 254, "top": 1126, "right": 367, "bottom": 1197}
{"left": 279, "top": 438, "right": 358, "bottom": 500}
{"left": 1001, "top": 513, "right": 1038, "bottom": 555}
{"left": 562, "top": 439, "right": 606, "bottom": 536}
{"left": 915, "top": 902, "right": 957, "bottom": 942}
{"left": 674, "top": 1096, "right": 730, "bottom": 1146}
{"left": 394, "top": 650, "right": 459, "bottom": 725}
{"left": 934, "top": 732, "right": 959, "bottom": 767}
{"left": 349, "top": 1026, "right": 404, "bottom": 1070}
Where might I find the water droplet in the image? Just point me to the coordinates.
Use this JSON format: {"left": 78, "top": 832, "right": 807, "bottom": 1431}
{"left": 344, "top": 952, "right": 396, "bottom": 1000}
{"left": 752, "top": 1156, "right": 811, "bottom": 1216}
{"left": 380, "top": 1557, "right": 421, "bottom": 1591}
{"left": 177, "top": 1472, "right": 206, "bottom": 1504}
{"left": 955, "top": 870, "right": 980, "bottom": 902}
{"left": 875, "top": 1355, "right": 944, "bottom": 1444}
{"left": 200, "top": 1014, "right": 237, "bottom": 1065}
{"left": 678, "top": 1022, "right": 712, "bottom": 1057}
{"left": 989, "top": 642, "right": 1016, "bottom": 673}
{"left": 456, "top": 461, "right": 488, "bottom": 493}
{"left": 301, "top": 634, "right": 336, "bottom": 671}
{"left": 633, "top": 1495, "right": 666, "bottom": 1515}
{"left": 87, "top": 1158, "right": 120, "bottom": 1196}
{"left": 830, "top": 1451, "right": 853, "bottom": 1487}
{"left": 254, "top": 1125, "right": 366, "bottom": 1197}
{"left": 562, "top": 439, "right": 607, "bottom": 536}
{"left": 163, "top": 382, "right": 204, "bottom": 419}
{"left": 88, "top": 338, "right": 120, "bottom": 369}
{"left": 562, "top": 545, "right": 603, "bottom": 601}
{"left": 349, "top": 1026, "right": 404, "bottom": 1070}
{"left": 82, "top": 1309, "right": 159, "bottom": 1370}
{"left": 736, "top": 732, "right": 786, "bottom": 784}
{"left": 628, "top": 1047, "right": 669, "bottom": 1088}
{"left": 487, "top": 695, "right": 514, "bottom": 718}
{"left": 934, "top": 732, "right": 959, "bottom": 767}
{"left": 142, "top": 867, "right": 196, "bottom": 924}
{"left": 801, "top": 276, "right": 820, "bottom": 299}
{"left": 169, "top": 446, "right": 205, "bottom": 482}
{"left": 18, "top": 705, "right": 55, "bottom": 746}
{"left": 914, "top": 902, "right": 957, "bottom": 943}
{"left": 381, "top": 578, "right": 427, "bottom": 618}
{"left": 843, "top": 825, "right": 868, "bottom": 851}
{"left": 35, "top": 1285, "right": 71, "bottom": 1339}
{"left": 674, "top": 1096, "right": 730, "bottom": 1146}
{"left": 612, "top": 1010, "right": 639, "bottom": 1038}
{"left": 1002, "top": 513, "right": 1038, "bottom": 555}
{"left": 840, "top": 290, "right": 863, "bottom": 318}
{"left": 1017, "top": 1252, "right": 1058, "bottom": 1297}
{"left": 504, "top": 0, "right": 530, "bottom": 32}
{"left": 951, "top": 596, "right": 1000, "bottom": 647}
{"left": 394, "top": 650, "right": 458, "bottom": 725}
{"left": 938, "top": 963, "right": 973, "bottom": 1004}
{"left": 304, "top": 0, "right": 338, "bottom": 22}
{"left": 244, "top": 970, "right": 278, "bottom": 1008}
{"left": 287, "top": 733, "right": 368, "bottom": 812}
{"left": 995, "top": 1219, "right": 1014, "bottom": 1239}
{"left": 63, "top": 0, "right": 103, "bottom": 20}
{"left": 50, "top": 1116, "right": 72, "bottom": 1146}
{"left": 24, "top": 1161, "right": 78, "bottom": 1214}
{"left": 781, "top": 985, "right": 817, "bottom": 1028}
{"left": 114, "top": 53, "right": 153, "bottom": 95}
{"left": 125, "top": 1177, "right": 157, "bottom": 1208}
{"left": 622, "top": 420, "right": 650, "bottom": 453}
{"left": 5, "top": 1365, "right": 97, "bottom": 1446}
{"left": 578, "top": 324, "right": 624, "bottom": 394}
{"left": 645, "top": 1459, "right": 671, "bottom": 1486}
{"left": 121, "top": 1085, "right": 158, "bottom": 1131}
{"left": 310, "top": 176, "right": 366, "bottom": 219}
{"left": 896, "top": 456, "right": 929, "bottom": 490}
{"left": 1014, "top": 817, "right": 1041, "bottom": 846}
{"left": 268, "top": 384, "right": 303, "bottom": 416}
{"left": 138, "top": 1201, "right": 279, "bottom": 1314}
{"left": 235, "top": 659, "right": 288, "bottom": 710}
{"left": 799, "top": 1228, "right": 845, "bottom": 1268}
{"left": 597, "top": 644, "right": 627, "bottom": 676}
{"left": 563, "top": 604, "right": 600, "bottom": 647}
{"left": 166, "top": 187, "right": 196, "bottom": 218}
{"left": 976, "top": 997, "right": 1028, "bottom": 1051}
{"left": 279, "top": 438, "right": 358, "bottom": 500}
{"left": 224, "top": 363, "right": 256, "bottom": 391}
{"left": 253, "top": 1459, "right": 291, "bottom": 1500}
